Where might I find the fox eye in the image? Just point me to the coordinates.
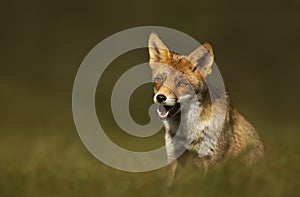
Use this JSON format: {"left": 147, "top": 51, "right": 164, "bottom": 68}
{"left": 154, "top": 76, "right": 164, "bottom": 84}
{"left": 178, "top": 81, "right": 188, "bottom": 87}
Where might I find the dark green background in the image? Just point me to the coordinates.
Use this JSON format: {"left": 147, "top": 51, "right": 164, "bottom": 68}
{"left": 1, "top": 0, "right": 300, "bottom": 196}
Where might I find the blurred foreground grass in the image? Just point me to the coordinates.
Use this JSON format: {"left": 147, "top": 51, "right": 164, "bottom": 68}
{"left": 1, "top": 122, "right": 300, "bottom": 197}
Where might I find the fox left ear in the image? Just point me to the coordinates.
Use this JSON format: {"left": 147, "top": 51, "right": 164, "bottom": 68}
{"left": 187, "top": 42, "right": 214, "bottom": 77}
{"left": 148, "top": 32, "right": 170, "bottom": 63}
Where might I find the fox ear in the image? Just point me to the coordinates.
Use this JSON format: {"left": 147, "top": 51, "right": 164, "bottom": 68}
{"left": 188, "top": 42, "right": 214, "bottom": 77}
{"left": 148, "top": 33, "right": 170, "bottom": 62}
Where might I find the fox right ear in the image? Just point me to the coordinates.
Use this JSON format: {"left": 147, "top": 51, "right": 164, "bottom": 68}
{"left": 148, "top": 33, "right": 170, "bottom": 62}
{"left": 188, "top": 42, "right": 214, "bottom": 77}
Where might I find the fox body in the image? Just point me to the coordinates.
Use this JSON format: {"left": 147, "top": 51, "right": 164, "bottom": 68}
{"left": 148, "top": 33, "right": 264, "bottom": 178}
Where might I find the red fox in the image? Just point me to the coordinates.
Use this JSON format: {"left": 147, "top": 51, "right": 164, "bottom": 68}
{"left": 148, "top": 32, "right": 264, "bottom": 180}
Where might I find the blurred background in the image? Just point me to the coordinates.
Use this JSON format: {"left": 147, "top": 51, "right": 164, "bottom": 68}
{"left": 1, "top": 0, "right": 300, "bottom": 196}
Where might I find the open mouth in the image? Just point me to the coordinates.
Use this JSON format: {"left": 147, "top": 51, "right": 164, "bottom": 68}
{"left": 156, "top": 103, "right": 181, "bottom": 119}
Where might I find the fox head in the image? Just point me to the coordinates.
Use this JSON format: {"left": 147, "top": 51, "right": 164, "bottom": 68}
{"left": 148, "top": 33, "right": 214, "bottom": 119}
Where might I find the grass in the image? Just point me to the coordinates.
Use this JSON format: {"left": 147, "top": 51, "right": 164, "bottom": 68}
{"left": 1, "top": 123, "right": 299, "bottom": 197}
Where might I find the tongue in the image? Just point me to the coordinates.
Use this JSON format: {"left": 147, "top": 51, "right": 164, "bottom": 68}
{"left": 158, "top": 104, "right": 167, "bottom": 113}
{"left": 157, "top": 105, "right": 169, "bottom": 119}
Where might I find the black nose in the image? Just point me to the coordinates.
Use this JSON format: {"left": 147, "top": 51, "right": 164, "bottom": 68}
{"left": 156, "top": 94, "right": 167, "bottom": 103}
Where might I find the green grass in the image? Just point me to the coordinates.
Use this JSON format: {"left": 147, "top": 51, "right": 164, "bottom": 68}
{"left": 1, "top": 125, "right": 299, "bottom": 197}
